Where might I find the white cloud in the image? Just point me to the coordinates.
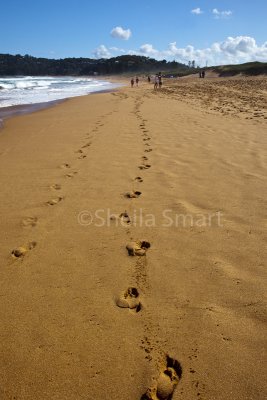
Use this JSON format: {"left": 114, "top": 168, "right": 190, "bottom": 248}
{"left": 93, "top": 36, "right": 267, "bottom": 66}
{"left": 93, "top": 45, "right": 111, "bottom": 58}
{"left": 136, "top": 36, "right": 267, "bottom": 66}
{"left": 111, "top": 26, "right": 132, "bottom": 40}
{"left": 109, "top": 46, "right": 125, "bottom": 52}
{"left": 140, "top": 44, "right": 158, "bottom": 56}
{"left": 171, "top": 36, "right": 267, "bottom": 64}
{"left": 191, "top": 8, "right": 203, "bottom": 15}
{"left": 212, "top": 8, "right": 233, "bottom": 19}
{"left": 219, "top": 36, "right": 256, "bottom": 54}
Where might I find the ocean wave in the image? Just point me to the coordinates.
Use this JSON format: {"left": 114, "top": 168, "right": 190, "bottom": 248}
{"left": 0, "top": 76, "right": 120, "bottom": 107}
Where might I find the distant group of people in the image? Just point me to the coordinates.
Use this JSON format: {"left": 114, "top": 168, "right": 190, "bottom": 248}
{"left": 130, "top": 69, "right": 206, "bottom": 89}
{"left": 130, "top": 73, "right": 163, "bottom": 89}
{"left": 131, "top": 77, "right": 139, "bottom": 87}
{"left": 153, "top": 73, "right": 162, "bottom": 90}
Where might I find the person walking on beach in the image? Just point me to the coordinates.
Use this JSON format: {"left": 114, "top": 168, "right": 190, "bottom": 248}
{"left": 202, "top": 70, "right": 206, "bottom": 79}
{"left": 158, "top": 73, "right": 162, "bottom": 89}
{"left": 147, "top": 75, "right": 151, "bottom": 83}
{"left": 154, "top": 75, "right": 159, "bottom": 90}
{"left": 131, "top": 78, "right": 134, "bottom": 88}
{"left": 136, "top": 77, "right": 139, "bottom": 87}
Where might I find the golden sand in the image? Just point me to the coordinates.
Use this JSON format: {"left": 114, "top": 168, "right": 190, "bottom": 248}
{"left": 0, "top": 76, "right": 266, "bottom": 399}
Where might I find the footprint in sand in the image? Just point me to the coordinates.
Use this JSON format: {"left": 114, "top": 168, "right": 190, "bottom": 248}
{"left": 50, "top": 184, "right": 61, "bottom": 190}
{"left": 116, "top": 287, "right": 142, "bottom": 312}
{"left": 78, "top": 154, "right": 87, "bottom": 159}
{"left": 60, "top": 163, "right": 71, "bottom": 169}
{"left": 135, "top": 177, "right": 143, "bottom": 183}
{"left": 141, "top": 356, "right": 182, "bottom": 400}
{"left": 143, "top": 138, "right": 151, "bottom": 142}
{"left": 11, "top": 241, "right": 37, "bottom": 258}
{"left": 82, "top": 142, "right": 91, "bottom": 148}
{"left": 144, "top": 143, "right": 151, "bottom": 147}
{"left": 110, "top": 212, "right": 131, "bottom": 225}
{"left": 145, "top": 149, "right": 152, "bottom": 153}
{"left": 139, "top": 164, "right": 151, "bottom": 170}
{"left": 46, "top": 196, "right": 64, "bottom": 206}
{"left": 76, "top": 149, "right": 83, "bottom": 154}
{"left": 126, "top": 240, "right": 150, "bottom": 256}
{"left": 142, "top": 156, "right": 148, "bottom": 161}
{"left": 125, "top": 191, "right": 142, "bottom": 199}
{"left": 21, "top": 216, "right": 38, "bottom": 228}
{"left": 65, "top": 172, "right": 78, "bottom": 178}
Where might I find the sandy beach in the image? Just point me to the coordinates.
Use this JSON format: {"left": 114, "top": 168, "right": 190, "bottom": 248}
{"left": 0, "top": 76, "right": 266, "bottom": 399}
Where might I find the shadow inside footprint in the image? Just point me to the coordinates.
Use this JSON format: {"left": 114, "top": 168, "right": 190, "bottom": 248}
{"left": 46, "top": 197, "right": 63, "bottom": 206}
{"left": 141, "top": 356, "right": 182, "bottom": 400}
{"left": 135, "top": 177, "right": 143, "bottom": 183}
{"left": 139, "top": 165, "right": 151, "bottom": 170}
{"left": 156, "top": 357, "right": 182, "bottom": 399}
{"left": 60, "top": 163, "right": 70, "bottom": 169}
{"left": 116, "top": 287, "right": 141, "bottom": 312}
{"left": 12, "top": 241, "right": 37, "bottom": 258}
{"left": 125, "top": 191, "right": 142, "bottom": 199}
{"left": 126, "top": 240, "right": 151, "bottom": 256}
{"left": 22, "top": 216, "right": 38, "bottom": 227}
{"left": 119, "top": 212, "right": 131, "bottom": 224}
{"left": 65, "top": 172, "right": 77, "bottom": 178}
{"left": 82, "top": 142, "right": 91, "bottom": 148}
{"left": 110, "top": 212, "right": 131, "bottom": 225}
{"left": 50, "top": 184, "right": 61, "bottom": 190}
{"left": 140, "top": 394, "right": 152, "bottom": 400}
{"left": 166, "top": 356, "right": 182, "bottom": 379}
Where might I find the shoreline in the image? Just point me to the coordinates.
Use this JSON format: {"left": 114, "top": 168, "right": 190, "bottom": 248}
{"left": 0, "top": 99, "right": 66, "bottom": 127}
{"left": 0, "top": 79, "right": 124, "bottom": 128}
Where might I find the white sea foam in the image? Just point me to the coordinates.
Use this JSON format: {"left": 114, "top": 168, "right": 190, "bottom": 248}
{"left": 0, "top": 76, "right": 120, "bottom": 107}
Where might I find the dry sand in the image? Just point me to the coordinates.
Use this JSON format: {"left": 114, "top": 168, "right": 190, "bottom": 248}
{"left": 0, "top": 76, "right": 266, "bottom": 399}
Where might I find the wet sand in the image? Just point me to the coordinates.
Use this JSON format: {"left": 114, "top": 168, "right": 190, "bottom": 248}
{"left": 0, "top": 100, "right": 65, "bottom": 122}
{"left": 0, "top": 76, "right": 266, "bottom": 399}
{"left": 0, "top": 87, "right": 122, "bottom": 128}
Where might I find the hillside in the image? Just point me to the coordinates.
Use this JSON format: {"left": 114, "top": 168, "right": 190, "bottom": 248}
{"left": 0, "top": 54, "right": 188, "bottom": 76}
{"left": 211, "top": 61, "right": 267, "bottom": 76}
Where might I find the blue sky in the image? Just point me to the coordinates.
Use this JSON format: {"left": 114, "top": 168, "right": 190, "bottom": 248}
{"left": 0, "top": 0, "right": 266, "bottom": 65}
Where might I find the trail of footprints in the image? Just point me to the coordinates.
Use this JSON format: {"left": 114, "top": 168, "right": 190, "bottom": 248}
{"left": 115, "top": 98, "right": 183, "bottom": 399}
{"left": 11, "top": 111, "right": 115, "bottom": 260}
{"left": 10, "top": 98, "right": 184, "bottom": 398}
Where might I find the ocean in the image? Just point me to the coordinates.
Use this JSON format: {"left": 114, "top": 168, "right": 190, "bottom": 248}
{"left": 0, "top": 76, "right": 119, "bottom": 108}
